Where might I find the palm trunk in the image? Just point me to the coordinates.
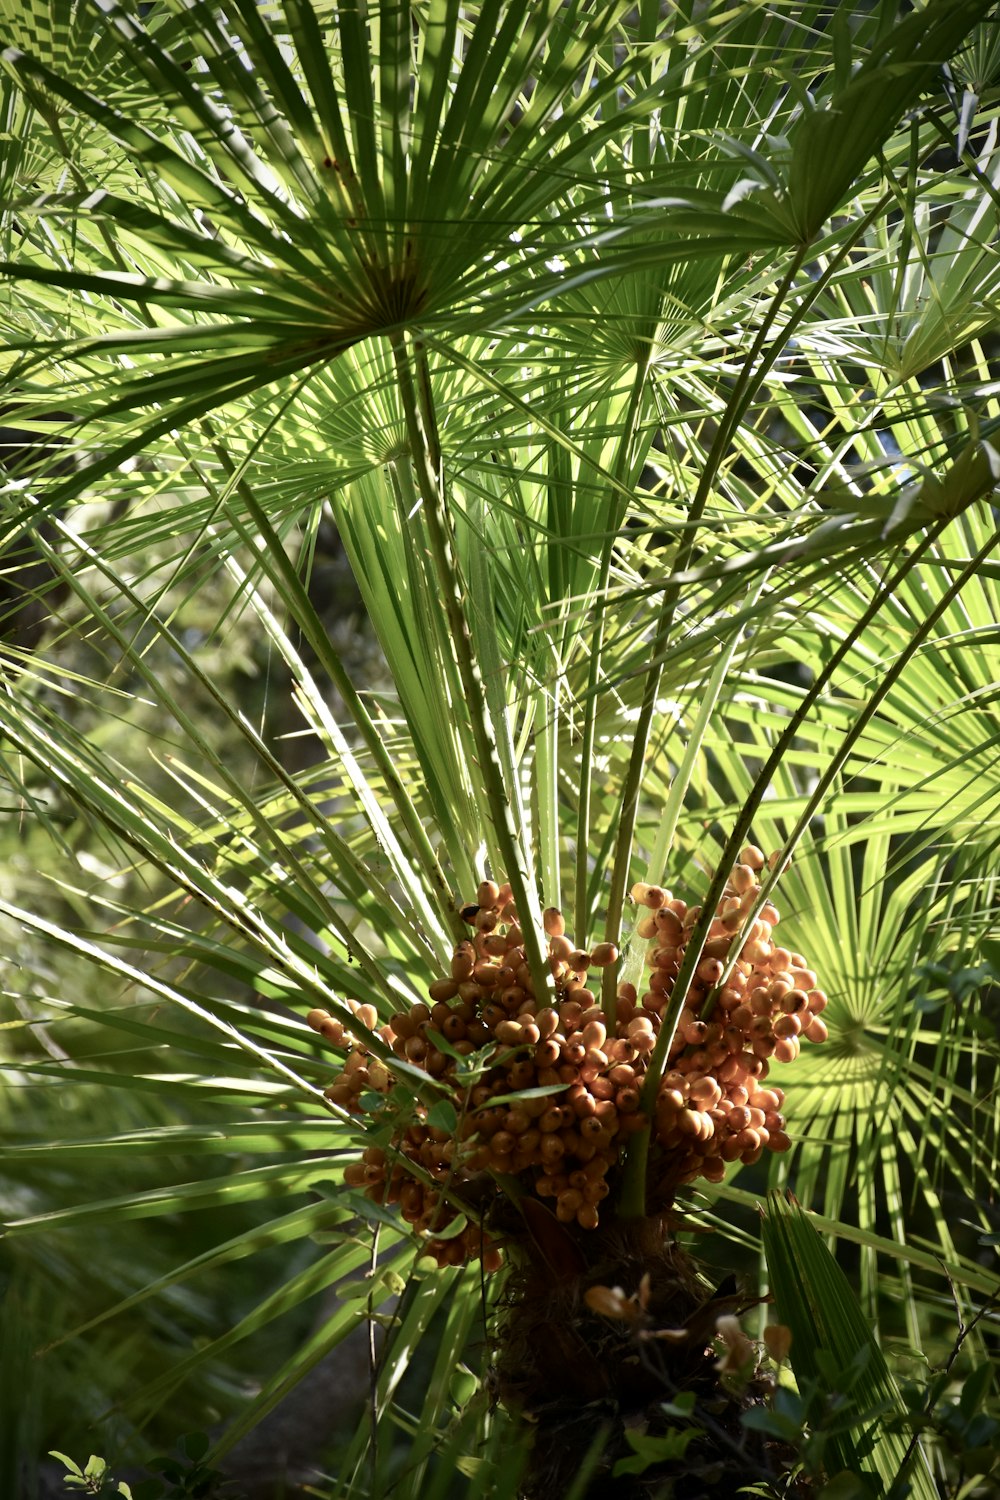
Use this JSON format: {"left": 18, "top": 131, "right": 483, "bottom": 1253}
{"left": 492, "top": 1213, "right": 803, "bottom": 1498}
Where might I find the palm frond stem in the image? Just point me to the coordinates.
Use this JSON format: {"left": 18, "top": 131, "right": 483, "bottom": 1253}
{"left": 391, "top": 334, "right": 551, "bottom": 1000}
{"left": 622, "top": 517, "right": 1000, "bottom": 1217}
{"left": 576, "top": 355, "right": 650, "bottom": 969}
{"left": 601, "top": 250, "right": 808, "bottom": 1029}
{"left": 618, "top": 569, "right": 770, "bottom": 996}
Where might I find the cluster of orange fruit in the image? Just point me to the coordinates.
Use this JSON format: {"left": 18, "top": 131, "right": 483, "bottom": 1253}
{"left": 307, "top": 849, "right": 827, "bottom": 1268}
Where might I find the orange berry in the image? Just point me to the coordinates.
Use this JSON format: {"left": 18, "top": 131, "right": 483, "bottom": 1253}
{"left": 804, "top": 1015, "right": 828, "bottom": 1044}
{"left": 494, "top": 1020, "right": 523, "bottom": 1045}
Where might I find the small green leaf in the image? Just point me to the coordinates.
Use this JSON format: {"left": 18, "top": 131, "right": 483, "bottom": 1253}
{"left": 181, "top": 1432, "right": 210, "bottom": 1461}
{"left": 48, "top": 1453, "right": 84, "bottom": 1478}
{"left": 331, "top": 1188, "right": 405, "bottom": 1232}
{"left": 959, "top": 1363, "right": 994, "bottom": 1421}
{"left": 660, "top": 1392, "right": 697, "bottom": 1418}
{"left": 612, "top": 1426, "right": 697, "bottom": 1476}
{"left": 130, "top": 1482, "right": 161, "bottom": 1500}
{"left": 382, "top": 1269, "right": 408, "bottom": 1297}
{"left": 742, "top": 1406, "right": 802, "bottom": 1442}
{"left": 149, "top": 1458, "right": 183, "bottom": 1480}
{"left": 424, "top": 1028, "right": 471, "bottom": 1064}
{"left": 819, "top": 1474, "right": 882, "bottom": 1500}
{"left": 473, "top": 1084, "right": 566, "bottom": 1111}
{"left": 337, "top": 1274, "right": 390, "bottom": 1301}
{"left": 426, "top": 1099, "right": 458, "bottom": 1133}
{"left": 961, "top": 1413, "right": 1000, "bottom": 1449}
{"left": 450, "top": 1364, "right": 478, "bottom": 1406}
{"left": 424, "top": 1212, "right": 467, "bottom": 1241}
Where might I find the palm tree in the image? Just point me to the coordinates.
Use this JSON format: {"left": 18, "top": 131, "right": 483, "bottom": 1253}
{"left": 1, "top": 2, "right": 999, "bottom": 1496}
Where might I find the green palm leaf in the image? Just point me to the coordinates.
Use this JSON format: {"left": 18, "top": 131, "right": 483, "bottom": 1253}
{"left": 761, "top": 1192, "right": 937, "bottom": 1498}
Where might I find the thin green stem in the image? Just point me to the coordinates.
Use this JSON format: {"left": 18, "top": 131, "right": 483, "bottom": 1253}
{"left": 388, "top": 456, "right": 482, "bottom": 896}
{"left": 392, "top": 335, "right": 551, "bottom": 1000}
{"left": 575, "top": 357, "right": 649, "bottom": 955}
{"left": 368, "top": 1223, "right": 381, "bottom": 1498}
{"left": 619, "top": 573, "right": 769, "bottom": 994}
{"left": 535, "top": 677, "right": 560, "bottom": 903}
{"left": 601, "top": 251, "right": 807, "bottom": 1028}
